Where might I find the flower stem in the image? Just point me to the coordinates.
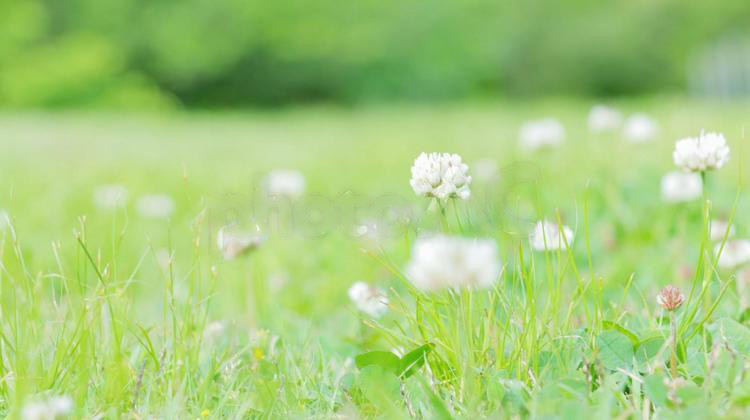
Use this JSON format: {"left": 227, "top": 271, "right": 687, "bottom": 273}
{"left": 437, "top": 200, "right": 450, "bottom": 233}
{"left": 670, "top": 311, "right": 678, "bottom": 379}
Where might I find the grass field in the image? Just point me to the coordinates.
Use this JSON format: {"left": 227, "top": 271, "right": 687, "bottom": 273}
{"left": 2, "top": 98, "right": 750, "bottom": 418}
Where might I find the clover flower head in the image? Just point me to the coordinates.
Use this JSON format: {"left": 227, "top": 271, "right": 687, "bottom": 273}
{"left": 656, "top": 285, "right": 685, "bottom": 311}
{"left": 136, "top": 194, "right": 175, "bottom": 219}
{"left": 405, "top": 234, "right": 501, "bottom": 291}
{"left": 264, "top": 169, "right": 306, "bottom": 199}
{"left": 588, "top": 105, "right": 622, "bottom": 133}
{"left": 673, "top": 131, "right": 730, "bottom": 172}
{"left": 710, "top": 219, "right": 735, "bottom": 242}
{"left": 623, "top": 113, "right": 658, "bottom": 142}
{"left": 660, "top": 171, "right": 702, "bottom": 203}
{"left": 410, "top": 153, "right": 471, "bottom": 200}
{"left": 519, "top": 118, "right": 565, "bottom": 152}
{"left": 348, "top": 281, "right": 388, "bottom": 317}
{"left": 530, "top": 220, "right": 574, "bottom": 251}
{"left": 93, "top": 184, "right": 129, "bottom": 210}
{"left": 217, "top": 225, "right": 265, "bottom": 260}
{"left": 715, "top": 239, "right": 750, "bottom": 270}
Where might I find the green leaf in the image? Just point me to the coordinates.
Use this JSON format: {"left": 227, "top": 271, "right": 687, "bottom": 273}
{"left": 635, "top": 335, "right": 665, "bottom": 365}
{"left": 643, "top": 373, "right": 667, "bottom": 407}
{"left": 356, "top": 365, "right": 401, "bottom": 407}
{"left": 596, "top": 330, "right": 634, "bottom": 371}
{"left": 602, "top": 320, "right": 639, "bottom": 346}
{"left": 739, "top": 308, "right": 750, "bottom": 325}
{"left": 719, "top": 317, "right": 750, "bottom": 355}
{"left": 398, "top": 343, "right": 433, "bottom": 378}
{"left": 355, "top": 351, "right": 401, "bottom": 374}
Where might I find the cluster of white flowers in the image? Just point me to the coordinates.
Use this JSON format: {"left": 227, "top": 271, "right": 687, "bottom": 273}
{"left": 588, "top": 105, "right": 622, "bottom": 133}
{"left": 135, "top": 194, "right": 175, "bottom": 219}
{"left": 710, "top": 219, "right": 735, "bottom": 242}
{"left": 217, "top": 225, "right": 265, "bottom": 260}
{"left": 264, "top": 169, "right": 306, "bottom": 199}
{"left": 673, "top": 131, "right": 730, "bottom": 172}
{"left": 21, "top": 395, "right": 73, "bottom": 420}
{"left": 409, "top": 153, "right": 472, "bottom": 200}
{"left": 623, "top": 114, "right": 658, "bottom": 143}
{"left": 529, "top": 220, "right": 574, "bottom": 251}
{"left": 405, "top": 234, "right": 501, "bottom": 291}
{"left": 92, "top": 184, "right": 129, "bottom": 210}
{"left": 661, "top": 171, "right": 702, "bottom": 203}
{"left": 348, "top": 281, "right": 389, "bottom": 317}
{"left": 715, "top": 239, "right": 750, "bottom": 270}
{"left": 519, "top": 118, "right": 565, "bottom": 152}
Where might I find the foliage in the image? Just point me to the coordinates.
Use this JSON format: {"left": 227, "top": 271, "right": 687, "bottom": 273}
{"left": 1, "top": 1, "right": 750, "bottom": 107}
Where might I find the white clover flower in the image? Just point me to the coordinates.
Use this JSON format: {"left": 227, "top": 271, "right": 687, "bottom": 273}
{"left": 348, "top": 281, "right": 388, "bottom": 317}
{"left": 263, "top": 169, "right": 306, "bottom": 199}
{"left": 409, "top": 153, "right": 471, "bottom": 200}
{"left": 92, "top": 184, "right": 129, "bottom": 210}
{"left": 22, "top": 395, "right": 73, "bottom": 420}
{"left": 519, "top": 118, "right": 565, "bottom": 152}
{"left": 588, "top": 105, "right": 622, "bottom": 133}
{"left": 405, "top": 234, "right": 501, "bottom": 291}
{"left": 217, "top": 225, "right": 265, "bottom": 260}
{"left": 660, "top": 171, "right": 702, "bottom": 203}
{"left": 673, "top": 131, "right": 730, "bottom": 172}
{"left": 715, "top": 239, "right": 750, "bottom": 270}
{"left": 529, "top": 220, "right": 574, "bottom": 251}
{"left": 135, "top": 194, "right": 175, "bottom": 219}
{"left": 623, "top": 114, "right": 658, "bottom": 143}
{"left": 473, "top": 158, "right": 500, "bottom": 182}
{"left": 710, "top": 219, "right": 735, "bottom": 242}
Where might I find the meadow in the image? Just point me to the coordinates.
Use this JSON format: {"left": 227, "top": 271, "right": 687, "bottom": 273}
{"left": 2, "top": 98, "right": 750, "bottom": 418}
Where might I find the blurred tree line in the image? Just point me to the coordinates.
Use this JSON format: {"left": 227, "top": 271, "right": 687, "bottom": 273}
{"left": 1, "top": 0, "right": 749, "bottom": 108}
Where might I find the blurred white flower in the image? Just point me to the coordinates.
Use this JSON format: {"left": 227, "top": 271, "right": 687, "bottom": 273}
{"left": 22, "top": 395, "right": 73, "bottom": 420}
{"left": 588, "top": 105, "right": 622, "bottom": 133}
{"left": 473, "top": 158, "right": 500, "bottom": 182}
{"left": 217, "top": 225, "right": 265, "bottom": 260}
{"left": 203, "top": 321, "right": 227, "bottom": 340}
{"left": 409, "top": 153, "right": 472, "bottom": 200}
{"left": 405, "top": 234, "right": 501, "bottom": 291}
{"left": 353, "top": 218, "right": 387, "bottom": 249}
{"left": 0, "top": 209, "right": 9, "bottom": 230}
{"left": 155, "top": 247, "right": 172, "bottom": 270}
{"left": 710, "top": 219, "right": 735, "bottom": 242}
{"left": 264, "top": 169, "right": 306, "bottom": 199}
{"left": 519, "top": 118, "right": 565, "bottom": 152}
{"left": 267, "top": 271, "right": 288, "bottom": 293}
{"left": 348, "top": 281, "right": 388, "bottom": 317}
{"left": 715, "top": 239, "right": 750, "bottom": 269}
{"left": 530, "top": 220, "right": 574, "bottom": 251}
{"left": 673, "top": 131, "right": 730, "bottom": 172}
{"left": 136, "top": 194, "right": 175, "bottom": 219}
{"left": 92, "top": 184, "right": 128, "bottom": 210}
{"left": 623, "top": 114, "right": 658, "bottom": 143}
{"left": 661, "top": 171, "right": 702, "bottom": 203}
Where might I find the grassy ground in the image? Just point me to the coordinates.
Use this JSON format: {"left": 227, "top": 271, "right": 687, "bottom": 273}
{"left": 1, "top": 98, "right": 750, "bottom": 418}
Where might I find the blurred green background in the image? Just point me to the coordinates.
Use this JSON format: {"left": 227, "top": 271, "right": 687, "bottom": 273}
{"left": 2, "top": 0, "right": 750, "bottom": 109}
